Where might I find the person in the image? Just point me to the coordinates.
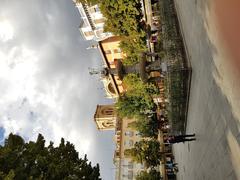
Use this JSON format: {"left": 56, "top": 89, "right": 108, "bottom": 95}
{"left": 165, "top": 162, "right": 178, "bottom": 172}
{"left": 165, "top": 134, "right": 196, "bottom": 144}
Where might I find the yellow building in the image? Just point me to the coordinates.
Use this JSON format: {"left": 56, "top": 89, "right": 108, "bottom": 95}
{"left": 94, "top": 104, "right": 145, "bottom": 180}
{"left": 114, "top": 118, "right": 145, "bottom": 180}
{"left": 98, "top": 36, "right": 126, "bottom": 99}
{"left": 94, "top": 104, "right": 117, "bottom": 130}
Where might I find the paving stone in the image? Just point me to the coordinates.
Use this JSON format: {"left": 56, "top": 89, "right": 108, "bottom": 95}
{"left": 173, "top": 0, "right": 240, "bottom": 179}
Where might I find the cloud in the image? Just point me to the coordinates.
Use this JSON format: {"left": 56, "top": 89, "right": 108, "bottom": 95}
{"left": 0, "top": 0, "right": 114, "bottom": 179}
{"left": 0, "top": 20, "right": 14, "bottom": 42}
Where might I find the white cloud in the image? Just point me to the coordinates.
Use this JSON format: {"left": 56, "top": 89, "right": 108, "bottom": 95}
{"left": 0, "top": 20, "right": 14, "bottom": 42}
{"left": 0, "top": 46, "right": 38, "bottom": 103}
{"left": 0, "top": 44, "right": 95, "bottom": 156}
{"left": 0, "top": 45, "right": 92, "bottom": 155}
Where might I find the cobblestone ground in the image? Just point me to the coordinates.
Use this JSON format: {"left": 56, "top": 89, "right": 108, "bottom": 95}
{"left": 173, "top": 0, "right": 240, "bottom": 179}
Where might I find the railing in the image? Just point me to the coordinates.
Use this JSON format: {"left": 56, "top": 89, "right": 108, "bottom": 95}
{"left": 158, "top": 0, "right": 191, "bottom": 134}
{"left": 82, "top": 3, "right": 96, "bottom": 30}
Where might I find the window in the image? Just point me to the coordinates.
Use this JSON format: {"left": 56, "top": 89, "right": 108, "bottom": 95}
{"left": 128, "top": 162, "right": 133, "bottom": 169}
{"left": 125, "top": 131, "right": 134, "bottom": 137}
{"left": 128, "top": 171, "right": 133, "bottom": 179}
{"left": 96, "top": 29, "right": 104, "bottom": 38}
{"left": 84, "top": 31, "right": 94, "bottom": 37}
{"left": 122, "top": 171, "right": 133, "bottom": 180}
{"left": 113, "top": 48, "right": 122, "bottom": 53}
{"left": 94, "top": 18, "right": 105, "bottom": 24}
{"left": 124, "top": 140, "right": 133, "bottom": 147}
{"left": 105, "top": 50, "right": 111, "bottom": 54}
{"left": 102, "top": 121, "right": 114, "bottom": 128}
{"left": 94, "top": 6, "right": 100, "bottom": 12}
{"left": 88, "top": 6, "right": 99, "bottom": 13}
{"left": 101, "top": 108, "right": 114, "bottom": 115}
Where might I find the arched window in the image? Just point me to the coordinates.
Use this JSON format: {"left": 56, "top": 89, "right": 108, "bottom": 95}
{"left": 101, "top": 108, "right": 114, "bottom": 116}
{"left": 102, "top": 121, "right": 114, "bottom": 128}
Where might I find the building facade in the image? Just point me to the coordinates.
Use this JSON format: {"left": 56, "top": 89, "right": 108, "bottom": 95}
{"left": 94, "top": 104, "right": 117, "bottom": 130}
{"left": 114, "top": 118, "right": 145, "bottom": 180}
{"left": 94, "top": 104, "right": 145, "bottom": 180}
{"left": 73, "top": 1, "right": 112, "bottom": 41}
{"left": 98, "top": 36, "right": 126, "bottom": 99}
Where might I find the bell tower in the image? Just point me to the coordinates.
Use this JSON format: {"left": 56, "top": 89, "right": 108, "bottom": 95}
{"left": 94, "top": 104, "right": 117, "bottom": 130}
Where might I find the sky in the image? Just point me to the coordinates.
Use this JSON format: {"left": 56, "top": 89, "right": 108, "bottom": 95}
{"left": 0, "top": 0, "right": 115, "bottom": 179}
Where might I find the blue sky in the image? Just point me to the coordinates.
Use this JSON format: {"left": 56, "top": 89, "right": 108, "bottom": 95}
{"left": 0, "top": 0, "right": 115, "bottom": 179}
{"left": 0, "top": 127, "right": 4, "bottom": 144}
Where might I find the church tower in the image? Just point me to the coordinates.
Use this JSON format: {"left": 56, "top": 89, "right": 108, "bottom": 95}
{"left": 94, "top": 104, "right": 117, "bottom": 130}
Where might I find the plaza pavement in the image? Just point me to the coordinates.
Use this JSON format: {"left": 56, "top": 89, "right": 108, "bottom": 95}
{"left": 172, "top": 0, "right": 240, "bottom": 179}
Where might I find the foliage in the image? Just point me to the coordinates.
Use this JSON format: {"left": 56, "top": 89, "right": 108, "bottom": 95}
{"left": 98, "top": 0, "right": 147, "bottom": 65}
{"left": 119, "top": 36, "right": 147, "bottom": 66}
{"left": 75, "top": 0, "right": 100, "bottom": 5}
{"left": 124, "top": 139, "right": 161, "bottom": 167}
{"left": 128, "top": 114, "right": 159, "bottom": 138}
{"left": 123, "top": 74, "right": 159, "bottom": 96}
{"left": 99, "top": 0, "right": 144, "bottom": 36}
{"left": 116, "top": 94, "right": 154, "bottom": 118}
{"left": 0, "top": 133, "right": 101, "bottom": 180}
{"left": 136, "top": 170, "right": 162, "bottom": 180}
{"left": 77, "top": 0, "right": 148, "bottom": 64}
{"left": 116, "top": 74, "right": 158, "bottom": 118}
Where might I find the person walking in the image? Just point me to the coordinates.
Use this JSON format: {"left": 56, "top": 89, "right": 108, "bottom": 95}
{"left": 165, "top": 134, "right": 196, "bottom": 144}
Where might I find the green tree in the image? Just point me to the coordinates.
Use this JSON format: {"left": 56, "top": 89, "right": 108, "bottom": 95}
{"left": 0, "top": 133, "right": 101, "bottom": 180}
{"left": 120, "top": 36, "right": 147, "bottom": 66}
{"left": 75, "top": 0, "right": 100, "bottom": 5}
{"left": 99, "top": 0, "right": 144, "bottom": 36}
{"left": 123, "top": 74, "right": 159, "bottom": 96}
{"left": 136, "top": 170, "right": 162, "bottom": 180}
{"left": 76, "top": 0, "right": 148, "bottom": 65}
{"left": 124, "top": 139, "right": 161, "bottom": 167}
{"left": 128, "top": 114, "right": 159, "bottom": 138}
{"left": 98, "top": 0, "right": 147, "bottom": 65}
{"left": 116, "top": 94, "right": 155, "bottom": 118}
{"left": 116, "top": 74, "right": 158, "bottom": 118}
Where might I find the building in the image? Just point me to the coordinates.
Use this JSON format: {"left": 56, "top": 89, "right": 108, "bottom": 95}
{"left": 94, "top": 104, "right": 117, "bottom": 130}
{"left": 113, "top": 118, "right": 145, "bottom": 180}
{"left": 98, "top": 39, "right": 165, "bottom": 99}
{"left": 97, "top": 36, "right": 126, "bottom": 99}
{"left": 73, "top": 0, "right": 112, "bottom": 41}
{"left": 94, "top": 104, "right": 145, "bottom": 180}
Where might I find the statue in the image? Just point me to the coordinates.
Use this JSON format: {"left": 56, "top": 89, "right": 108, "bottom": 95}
{"left": 89, "top": 52, "right": 166, "bottom": 83}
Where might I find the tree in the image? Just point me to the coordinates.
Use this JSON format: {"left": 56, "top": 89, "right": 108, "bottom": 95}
{"left": 76, "top": 0, "right": 148, "bottom": 65}
{"left": 75, "top": 0, "right": 100, "bottom": 5}
{"left": 98, "top": 0, "right": 148, "bottom": 65}
{"left": 116, "top": 94, "right": 155, "bottom": 118}
{"left": 136, "top": 170, "right": 162, "bottom": 180}
{"left": 124, "top": 139, "right": 161, "bottom": 167}
{"left": 123, "top": 74, "right": 159, "bottom": 96}
{"left": 0, "top": 133, "right": 101, "bottom": 180}
{"left": 99, "top": 0, "right": 144, "bottom": 36}
{"left": 120, "top": 36, "right": 147, "bottom": 66}
{"left": 128, "top": 114, "right": 159, "bottom": 138}
{"left": 116, "top": 74, "right": 158, "bottom": 118}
